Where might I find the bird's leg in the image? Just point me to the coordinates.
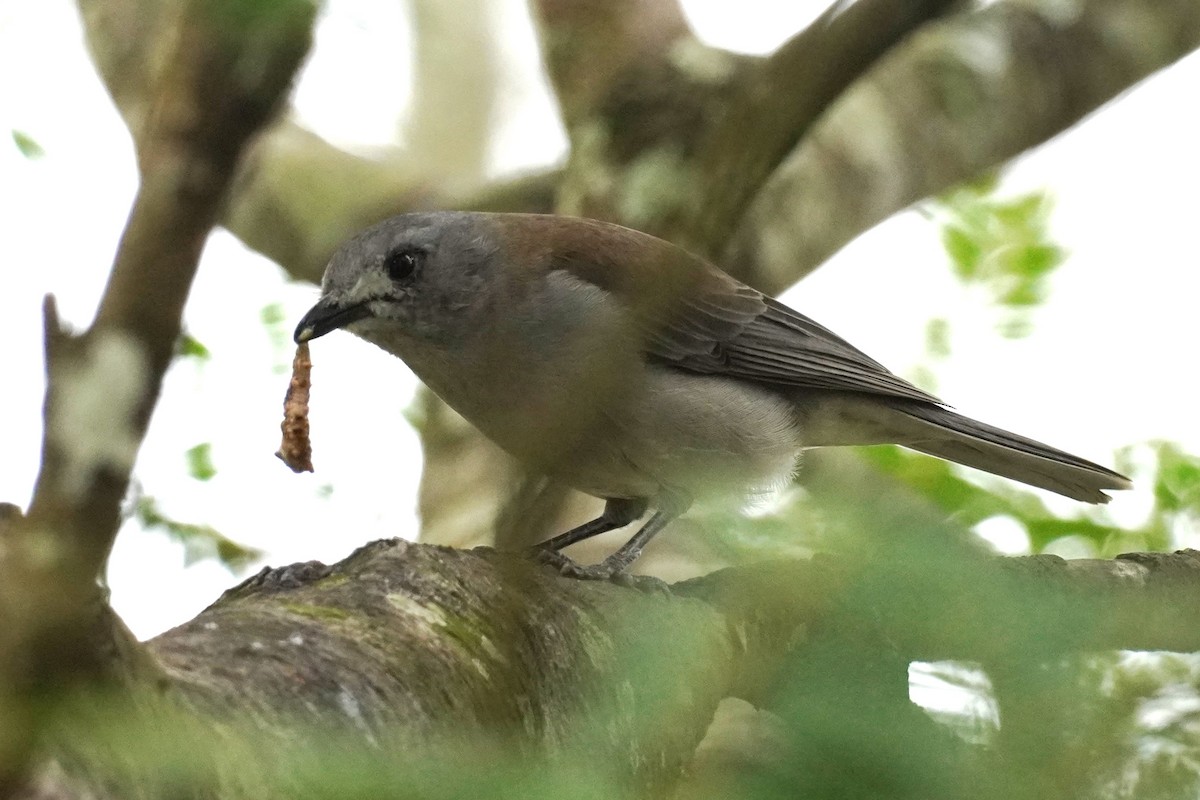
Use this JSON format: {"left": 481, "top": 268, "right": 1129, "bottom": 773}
{"left": 532, "top": 494, "right": 688, "bottom": 584}
{"left": 529, "top": 497, "right": 645, "bottom": 576}
{"left": 535, "top": 497, "right": 648, "bottom": 552}
{"left": 593, "top": 510, "right": 673, "bottom": 575}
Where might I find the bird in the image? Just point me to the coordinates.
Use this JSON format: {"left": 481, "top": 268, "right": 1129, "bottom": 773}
{"left": 294, "top": 211, "right": 1130, "bottom": 579}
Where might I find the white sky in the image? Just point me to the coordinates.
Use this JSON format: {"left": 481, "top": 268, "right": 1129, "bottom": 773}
{"left": 1, "top": 1, "right": 1198, "bottom": 639}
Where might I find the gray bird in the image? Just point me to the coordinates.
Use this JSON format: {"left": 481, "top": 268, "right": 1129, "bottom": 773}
{"left": 295, "top": 211, "right": 1130, "bottom": 578}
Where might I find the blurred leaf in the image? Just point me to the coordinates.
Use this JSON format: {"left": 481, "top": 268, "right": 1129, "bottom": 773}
{"left": 261, "top": 302, "right": 286, "bottom": 327}
{"left": 176, "top": 332, "right": 211, "bottom": 361}
{"left": 908, "top": 365, "right": 939, "bottom": 394}
{"left": 925, "top": 318, "right": 952, "bottom": 359}
{"left": 1012, "top": 243, "right": 1064, "bottom": 277}
{"left": 134, "top": 496, "right": 262, "bottom": 571}
{"left": 860, "top": 447, "right": 1112, "bottom": 554}
{"left": 930, "top": 178, "right": 1066, "bottom": 339}
{"left": 12, "top": 129, "right": 44, "bottom": 158}
{"left": 1151, "top": 441, "right": 1200, "bottom": 514}
{"left": 997, "top": 279, "right": 1043, "bottom": 308}
{"left": 262, "top": 301, "right": 293, "bottom": 371}
{"left": 185, "top": 442, "right": 217, "bottom": 481}
{"left": 861, "top": 438, "right": 1200, "bottom": 558}
{"left": 942, "top": 226, "right": 981, "bottom": 279}
{"left": 991, "top": 193, "right": 1044, "bottom": 229}
{"left": 995, "top": 316, "right": 1034, "bottom": 339}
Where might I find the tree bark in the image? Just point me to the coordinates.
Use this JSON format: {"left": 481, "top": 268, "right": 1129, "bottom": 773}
{"left": 24, "top": 542, "right": 1200, "bottom": 798}
{"left": 732, "top": 0, "right": 1200, "bottom": 291}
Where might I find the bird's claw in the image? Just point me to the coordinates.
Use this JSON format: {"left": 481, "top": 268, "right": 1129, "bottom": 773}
{"left": 527, "top": 546, "right": 670, "bottom": 594}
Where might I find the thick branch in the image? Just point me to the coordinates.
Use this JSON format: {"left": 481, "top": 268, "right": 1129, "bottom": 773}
{"left": 731, "top": 0, "right": 1200, "bottom": 292}
{"left": 225, "top": 127, "right": 562, "bottom": 285}
{"left": 28, "top": 541, "right": 1200, "bottom": 797}
{"left": 675, "top": 0, "right": 958, "bottom": 258}
{"left": 153, "top": 542, "right": 734, "bottom": 798}
{"left": 27, "top": 0, "right": 315, "bottom": 600}
{"left": 683, "top": 550, "right": 1200, "bottom": 679}
{"left": 80, "top": 0, "right": 544, "bottom": 288}
{"left": 533, "top": 0, "right": 689, "bottom": 130}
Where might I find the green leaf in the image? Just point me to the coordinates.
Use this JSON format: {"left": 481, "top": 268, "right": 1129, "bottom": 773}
{"left": 924, "top": 318, "right": 952, "bottom": 359}
{"left": 1010, "top": 243, "right": 1064, "bottom": 278}
{"left": 930, "top": 179, "right": 1066, "bottom": 339}
{"left": 996, "top": 315, "right": 1034, "bottom": 340}
{"left": 260, "top": 302, "right": 286, "bottom": 326}
{"left": 134, "top": 496, "right": 262, "bottom": 571}
{"left": 991, "top": 193, "right": 1045, "bottom": 229}
{"left": 12, "top": 129, "right": 44, "bottom": 159}
{"left": 176, "top": 332, "right": 211, "bottom": 361}
{"left": 1152, "top": 442, "right": 1200, "bottom": 514}
{"left": 997, "top": 280, "right": 1044, "bottom": 308}
{"left": 907, "top": 365, "right": 939, "bottom": 395}
{"left": 185, "top": 443, "right": 217, "bottom": 481}
{"left": 942, "top": 226, "right": 982, "bottom": 279}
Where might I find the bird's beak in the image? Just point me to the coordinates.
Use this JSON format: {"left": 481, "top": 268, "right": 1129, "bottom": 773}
{"left": 294, "top": 298, "right": 371, "bottom": 343}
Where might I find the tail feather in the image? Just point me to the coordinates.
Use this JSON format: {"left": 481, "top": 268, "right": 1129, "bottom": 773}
{"left": 894, "top": 403, "right": 1131, "bottom": 504}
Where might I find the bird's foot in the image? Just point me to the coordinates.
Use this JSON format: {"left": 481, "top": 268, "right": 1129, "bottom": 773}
{"left": 528, "top": 547, "right": 670, "bottom": 593}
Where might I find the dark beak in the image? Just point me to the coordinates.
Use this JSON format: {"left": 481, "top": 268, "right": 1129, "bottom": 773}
{"left": 294, "top": 298, "right": 371, "bottom": 343}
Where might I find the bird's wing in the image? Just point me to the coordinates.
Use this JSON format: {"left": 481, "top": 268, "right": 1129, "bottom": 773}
{"left": 519, "top": 212, "right": 940, "bottom": 405}
{"left": 641, "top": 268, "right": 942, "bottom": 404}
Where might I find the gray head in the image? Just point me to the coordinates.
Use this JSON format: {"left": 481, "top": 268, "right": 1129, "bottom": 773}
{"left": 294, "top": 211, "right": 502, "bottom": 347}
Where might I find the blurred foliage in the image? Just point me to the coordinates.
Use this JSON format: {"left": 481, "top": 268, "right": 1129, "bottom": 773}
{"left": 924, "top": 317, "right": 952, "bottom": 359}
{"left": 185, "top": 442, "right": 217, "bottom": 481}
{"left": 925, "top": 172, "right": 1066, "bottom": 339}
{"left": 692, "top": 437, "right": 1188, "bottom": 566}
{"left": 1123, "top": 441, "right": 1200, "bottom": 519}
{"left": 858, "top": 441, "right": 1195, "bottom": 557}
{"left": 688, "top": 433, "right": 1200, "bottom": 798}
{"left": 12, "top": 129, "right": 45, "bottom": 158}
{"left": 261, "top": 300, "right": 287, "bottom": 331}
{"left": 41, "top": 646, "right": 1200, "bottom": 800}
{"left": 133, "top": 495, "right": 263, "bottom": 571}
{"left": 48, "top": 690, "right": 629, "bottom": 800}
{"left": 1101, "top": 653, "right": 1200, "bottom": 799}
{"left": 858, "top": 176, "right": 1199, "bottom": 558}
{"left": 176, "top": 330, "right": 212, "bottom": 361}
{"left": 683, "top": 171, "right": 1200, "bottom": 799}
{"left": 261, "top": 301, "right": 293, "bottom": 373}
{"left": 65, "top": 451, "right": 1200, "bottom": 798}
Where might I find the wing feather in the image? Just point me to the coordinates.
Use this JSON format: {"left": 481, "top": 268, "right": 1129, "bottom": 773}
{"left": 645, "top": 274, "right": 940, "bottom": 405}
{"left": 527, "top": 214, "right": 940, "bottom": 406}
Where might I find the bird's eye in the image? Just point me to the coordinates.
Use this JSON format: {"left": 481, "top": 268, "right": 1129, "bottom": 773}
{"left": 384, "top": 249, "right": 419, "bottom": 281}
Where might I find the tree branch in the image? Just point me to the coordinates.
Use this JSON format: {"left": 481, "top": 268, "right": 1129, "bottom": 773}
{"left": 730, "top": 0, "right": 1200, "bottom": 292}
{"left": 152, "top": 542, "right": 735, "bottom": 798}
{"left": 80, "top": 0, "right": 549, "bottom": 288}
{"left": 1, "top": 0, "right": 314, "bottom": 793}
{"left": 405, "top": 0, "right": 501, "bottom": 182}
{"left": 673, "top": 0, "right": 959, "bottom": 259}
{"left": 25, "top": 540, "right": 1200, "bottom": 797}
{"left": 533, "top": 0, "right": 690, "bottom": 130}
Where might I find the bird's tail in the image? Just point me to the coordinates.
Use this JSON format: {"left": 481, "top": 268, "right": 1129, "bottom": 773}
{"left": 801, "top": 396, "right": 1131, "bottom": 503}
{"left": 892, "top": 402, "right": 1130, "bottom": 503}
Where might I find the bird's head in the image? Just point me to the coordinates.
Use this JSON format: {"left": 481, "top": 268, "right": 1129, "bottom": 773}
{"left": 294, "top": 211, "right": 501, "bottom": 348}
